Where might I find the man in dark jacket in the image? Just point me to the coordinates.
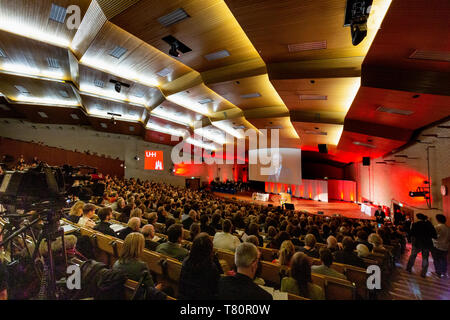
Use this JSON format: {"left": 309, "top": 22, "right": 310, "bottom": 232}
{"left": 94, "top": 207, "right": 116, "bottom": 237}
{"left": 333, "top": 237, "right": 366, "bottom": 269}
{"left": 218, "top": 242, "right": 272, "bottom": 300}
{"left": 118, "top": 217, "right": 141, "bottom": 240}
{"left": 406, "top": 213, "right": 437, "bottom": 277}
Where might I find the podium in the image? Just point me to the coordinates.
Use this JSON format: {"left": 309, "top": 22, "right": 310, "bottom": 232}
{"left": 280, "top": 192, "right": 292, "bottom": 205}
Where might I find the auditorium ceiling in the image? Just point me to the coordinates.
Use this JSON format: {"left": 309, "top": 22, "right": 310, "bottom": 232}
{"left": 0, "top": 0, "right": 448, "bottom": 164}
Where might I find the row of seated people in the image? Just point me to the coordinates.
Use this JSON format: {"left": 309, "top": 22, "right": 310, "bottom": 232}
{"left": 63, "top": 199, "right": 395, "bottom": 300}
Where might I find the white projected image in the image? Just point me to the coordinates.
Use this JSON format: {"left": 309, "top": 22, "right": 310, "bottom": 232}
{"left": 248, "top": 148, "right": 302, "bottom": 185}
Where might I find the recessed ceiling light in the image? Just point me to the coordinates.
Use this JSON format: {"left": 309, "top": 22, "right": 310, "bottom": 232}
{"left": 94, "top": 79, "right": 105, "bottom": 88}
{"left": 198, "top": 98, "right": 213, "bottom": 104}
{"left": 100, "top": 123, "right": 108, "bottom": 128}
{"left": 70, "top": 113, "right": 79, "bottom": 120}
{"left": 265, "top": 125, "right": 283, "bottom": 129}
{"left": 157, "top": 8, "right": 190, "bottom": 27}
{"left": 14, "top": 85, "right": 30, "bottom": 94}
{"left": 47, "top": 58, "right": 60, "bottom": 69}
{"left": 156, "top": 67, "right": 173, "bottom": 77}
{"left": 412, "top": 94, "right": 420, "bottom": 99}
{"left": 376, "top": 106, "right": 414, "bottom": 116}
{"left": 299, "top": 95, "right": 327, "bottom": 100}
{"left": 109, "top": 46, "right": 128, "bottom": 59}
{"left": 310, "top": 80, "right": 315, "bottom": 84}
{"left": 204, "top": 50, "right": 230, "bottom": 61}
{"left": 240, "top": 92, "right": 261, "bottom": 99}
{"left": 353, "top": 141, "right": 376, "bottom": 148}
{"left": 288, "top": 40, "right": 327, "bottom": 53}
{"left": 233, "top": 125, "right": 245, "bottom": 130}
{"left": 49, "top": 3, "right": 67, "bottom": 23}
{"left": 0, "top": 48, "right": 6, "bottom": 58}
{"left": 305, "top": 131, "right": 327, "bottom": 135}
{"left": 38, "top": 112, "right": 48, "bottom": 118}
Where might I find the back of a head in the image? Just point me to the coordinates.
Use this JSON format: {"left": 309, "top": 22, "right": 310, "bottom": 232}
{"left": 188, "top": 232, "right": 213, "bottom": 266}
{"left": 435, "top": 214, "right": 446, "bottom": 224}
{"left": 167, "top": 223, "right": 183, "bottom": 243}
{"left": 200, "top": 214, "right": 209, "bottom": 225}
{"left": 235, "top": 242, "right": 258, "bottom": 269}
{"left": 357, "top": 230, "right": 368, "bottom": 241}
{"left": 83, "top": 203, "right": 96, "bottom": 215}
{"left": 305, "top": 233, "right": 316, "bottom": 247}
{"left": 130, "top": 208, "right": 142, "bottom": 219}
{"left": 222, "top": 219, "right": 233, "bottom": 233}
{"left": 245, "top": 235, "right": 259, "bottom": 247}
{"left": 70, "top": 201, "right": 85, "bottom": 216}
{"left": 128, "top": 217, "right": 141, "bottom": 231}
{"left": 327, "top": 235, "right": 338, "bottom": 248}
{"left": 120, "top": 232, "right": 144, "bottom": 263}
{"left": 290, "top": 252, "right": 312, "bottom": 295}
{"left": 356, "top": 244, "right": 369, "bottom": 258}
{"left": 141, "top": 224, "right": 155, "bottom": 238}
{"left": 319, "top": 248, "right": 333, "bottom": 267}
{"left": 267, "top": 226, "right": 277, "bottom": 238}
{"left": 190, "top": 222, "right": 201, "bottom": 239}
{"left": 416, "top": 213, "right": 427, "bottom": 221}
{"left": 368, "top": 233, "right": 382, "bottom": 247}
{"left": 97, "top": 207, "right": 112, "bottom": 221}
{"left": 279, "top": 240, "right": 295, "bottom": 266}
{"left": 342, "top": 236, "right": 355, "bottom": 252}
{"left": 249, "top": 223, "right": 259, "bottom": 236}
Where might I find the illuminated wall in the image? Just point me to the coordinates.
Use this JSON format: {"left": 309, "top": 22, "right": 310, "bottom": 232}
{"left": 354, "top": 119, "right": 450, "bottom": 220}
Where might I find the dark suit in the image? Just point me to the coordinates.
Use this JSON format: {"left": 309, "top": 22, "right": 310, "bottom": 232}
{"left": 182, "top": 217, "right": 194, "bottom": 230}
{"left": 374, "top": 210, "right": 385, "bottom": 224}
{"left": 333, "top": 250, "right": 366, "bottom": 269}
{"left": 217, "top": 273, "right": 273, "bottom": 300}
{"left": 145, "top": 239, "right": 160, "bottom": 252}
{"left": 118, "top": 227, "right": 134, "bottom": 240}
{"left": 406, "top": 219, "right": 437, "bottom": 275}
{"left": 94, "top": 221, "right": 117, "bottom": 237}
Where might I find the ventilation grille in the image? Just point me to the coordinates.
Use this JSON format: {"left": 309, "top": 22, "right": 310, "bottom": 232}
{"left": 94, "top": 79, "right": 105, "bottom": 88}
{"left": 305, "top": 131, "right": 327, "bottom": 135}
{"left": 353, "top": 141, "right": 376, "bottom": 149}
{"left": 129, "top": 126, "right": 135, "bottom": 132}
{"left": 49, "top": 4, "right": 67, "bottom": 23}
{"left": 70, "top": 113, "right": 79, "bottom": 120}
{"left": 156, "top": 67, "right": 173, "bottom": 77}
{"left": 299, "top": 95, "right": 327, "bottom": 100}
{"left": 59, "top": 90, "right": 70, "bottom": 98}
{"left": 288, "top": 40, "right": 327, "bottom": 53}
{"left": 134, "top": 91, "right": 145, "bottom": 98}
{"left": 265, "top": 125, "right": 283, "bottom": 129}
{"left": 157, "top": 8, "right": 190, "bottom": 27}
{"left": 100, "top": 123, "right": 108, "bottom": 128}
{"left": 0, "top": 48, "right": 6, "bottom": 58}
{"left": 233, "top": 125, "right": 246, "bottom": 130}
{"left": 38, "top": 112, "right": 48, "bottom": 118}
{"left": 14, "top": 85, "right": 30, "bottom": 94}
{"left": 204, "top": 50, "right": 230, "bottom": 61}
{"left": 409, "top": 50, "right": 450, "bottom": 62}
{"left": 47, "top": 58, "right": 60, "bottom": 68}
{"left": 109, "top": 46, "right": 128, "bottom": 59}
{"left": 240, "top": 92, "right": 261, "bottom": 99}
{"left": 377, "top": 106, "right": 414, "bottom": 116}
{"left": 198, "top": 98, "right": 213, "bottom": 104}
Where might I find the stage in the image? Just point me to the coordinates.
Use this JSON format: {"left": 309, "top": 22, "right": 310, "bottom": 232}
{"left": 213, "top": 192, "right": 375, "bottom": 220}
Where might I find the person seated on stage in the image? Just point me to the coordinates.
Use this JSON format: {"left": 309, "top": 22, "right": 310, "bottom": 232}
{"left": 213, "top": 219, "right": 241, "bottom": 252}
{"left": 333, "top": 237, "right": 366, "bottom": 269}
{"left": 273, "top": 240, "right": 295, "bottom": 266}
{"left": 217, "top": 242, "right": 272, "bottom": 300}
{"left": 179, "top": 233, "right": 223, "bottom": 300}
{"left": 156, "top": 224, "right": 189, "bottom": 262}
{"left": 312, "top": 248, "right": 347, "bottom": 280}
{"left": 118, "top": 217, "right": 141, "bottom": 240}
{"left": 78, "top": 203, "right": 97, "bottom": 229}
{"left": 297, "top": 234, "right": 320, "bottom": 258}
{"left": 281, "top": 252, "right": 325, "bottom": 300}
{"left": 355, "top": 230, "right": 374, "bottom": 252}
{"left": 67, "top": 200, "right": 85, "bottom": 224}
{"left": 94, "top": 207, "right": 116, "bottom": 237}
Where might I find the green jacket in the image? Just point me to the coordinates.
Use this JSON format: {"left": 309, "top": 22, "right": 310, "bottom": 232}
{"left": 156, "top": 241, "right": 189, "bottom": 262}
{"left": 281, "top": 276, "right": 325, "bottom": 300}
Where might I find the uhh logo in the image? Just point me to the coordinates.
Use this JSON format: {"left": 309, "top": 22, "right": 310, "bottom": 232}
{"left": 145, "top": 151, "right": 164, "bottom": 171}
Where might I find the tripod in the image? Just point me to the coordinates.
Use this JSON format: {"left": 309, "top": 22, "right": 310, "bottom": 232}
{"left": 0, "top": 205, "right": 67, "bottom": 300}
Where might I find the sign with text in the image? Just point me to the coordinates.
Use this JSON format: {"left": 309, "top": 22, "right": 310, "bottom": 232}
{"left": 144, "top": 151, "right": 164, "bottom": 170}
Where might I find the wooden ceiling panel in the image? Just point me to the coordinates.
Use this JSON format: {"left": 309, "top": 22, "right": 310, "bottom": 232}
{"left": 89, "top": 116, "right": 144, "bottom": 136}
{"left": 111, "top": 0, "right": 262, "bottom": 72}
{"left": 151, "top": 100, "right": 203, "bottom": 126}
{"left": 207, "top": 74, "right": 285, "bottom": 110}
{"left": 224, "top": 0, "right": 391, "bottom": 64}
{"left": 346, "top": 86, "right": 450, "bottom": 130}
{"left": 12, "top": 104, "right": 87, "bottom": 125}
{"left": 0, "top": 0, "right": 91, "bottom": 48}
{"left": 80, "top": 22, "right": 193, "bottom": 87}
{"left": 292, "top": 122, "right": 344, "bottom": 147}
{"left": 144, "top": 130, "right": 183, "bottom": 146}
{"left": 80, "top": 94, "right": 146, "bottom": 122}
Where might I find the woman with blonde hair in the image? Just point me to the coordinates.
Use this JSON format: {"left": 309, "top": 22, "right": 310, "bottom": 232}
{"left": 273, "top": 240, "right": 295, "bottom": 266}
{"left": 67, "top": 201, "right": 84, "bottom": 223}
{"left": 113, "top": 232, "right": 154, "bottom": 288}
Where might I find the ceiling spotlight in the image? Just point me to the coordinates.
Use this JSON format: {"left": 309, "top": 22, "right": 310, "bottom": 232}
{"left": 114, "top": 82, "right": 121, "bottom": 93}
{"left": 134, "top": 156, "right": 140, "bottom": 161}
{"left": 169, "top": 42, "right": 180, "bottom": 57}
{"left": 344, "top": 0, "right": 373, "bottom": 46}
{"left": 111, "top": 117, "right": 117, "bottom": 125}
{"left": 109, "top": 79, "right": 130, "bottom": 93}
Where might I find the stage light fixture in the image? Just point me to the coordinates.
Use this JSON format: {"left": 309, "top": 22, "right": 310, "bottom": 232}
{"left": 134, "top": 156, "right": 140, "bottom": 161}
{"left": 169, "top": 42, "right": 180, "bottom": 57}
{"left": 114, "top": 82, "right": 121, "bottom": 93}
{"left": 409, "top": 191, "right": 429, "bottom": 198}
{"left": 344, "top": 0, "right": 373, "bottom": 46}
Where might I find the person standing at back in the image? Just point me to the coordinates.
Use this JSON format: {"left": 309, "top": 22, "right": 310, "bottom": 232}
{"left": 431, "top": 214, "right": 449, "bottom": 278}
{"left": 406, "top": 213, "right": 437, "bottom": 277}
